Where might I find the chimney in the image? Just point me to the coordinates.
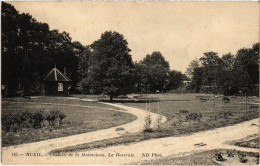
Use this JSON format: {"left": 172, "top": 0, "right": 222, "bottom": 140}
{"left": 64, "top": 67, "right": 66, "bottom": 75}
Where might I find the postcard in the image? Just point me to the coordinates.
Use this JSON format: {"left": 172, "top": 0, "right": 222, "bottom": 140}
{"left": 1, "top": 1, "right": 259, "bottom": 165}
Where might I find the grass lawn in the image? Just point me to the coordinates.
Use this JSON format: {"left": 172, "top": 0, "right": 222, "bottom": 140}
{"left": 135, "top": 149, "right": 259, "bottom": 165}
{"left": 2, "top": 97, "right": 137, "bottom": 147}
{"left": 51, "top": 93, "right": 259, "bottom": 153}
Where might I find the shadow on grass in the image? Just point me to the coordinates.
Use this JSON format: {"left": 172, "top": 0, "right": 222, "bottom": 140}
{"left": 99, "top": 99, "right": 159, "bottom": 103}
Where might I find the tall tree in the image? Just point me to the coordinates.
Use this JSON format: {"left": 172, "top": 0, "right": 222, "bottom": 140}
{"left": 85, "top": 31, "right": 134, "bottom": 100}
{"left": 2, "top": 2, "right": 19, "bottom": 95}
{"left": 199, "top": 52, "right": 222, "bottom": 87}
{"left": 78, "top": 46, "right": 91, "bottom": 80}
{"left": 2, "top": 2, "right": 85, "bottom": 95}
{"left": 185, "top": 58, "right": 200, "bottom": 78}
{"left": 191, "top": 67, "right": 203, "bottom": 92}
{"left": 166, "top": 70, "right": 183, "bottom": 90}
{"left": 137, "top": 52, "right": 170, "bottom": 92}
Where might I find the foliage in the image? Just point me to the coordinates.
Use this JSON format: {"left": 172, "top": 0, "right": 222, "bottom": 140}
{"left": 188, "top": 43, "right": 259, "bottom": 95}
{"left": 144, "top": 114, "right": 153, "bottom": 132}
{"left": 78, "top": 46, "right": 91, "bottom": 80}
{"left": 139, "top": 52, "right": 169, "bottom": 93}
{"left": 2, "top": 2, "right": 258, "bottom": 96}
{"left": 215, "top": 112, "right": 233, "bottom": 119}
{"left": 166, "top": 70, "right": 183, "bottom": 91}
{"left": 133, "top": 52, "right": 184, "bottom": 93}
{"left": 2, "top": 2, "right": 86, "bottom": 96}
{"left": 215, "top": 152, "right": 226, "bottom": 161}
{"left": 82, "top": 31, "right": 134, "bottom": 100}
{"left": 2, "top": 110, "right": 67, "bottom": 132}
{"left": 191, "top": 67, "right": 203, "bottom": 92}
{"left": 185, "top": 112, "right": 202, "bottom": 121}
{"left": 238, "top": 153, "right": 248, "bottom": 163}
{"left": 185, "top": 58, "right": 200, "bottom": 78}
{"left": 32, "top": 110, "right": 45, "bottom": 129}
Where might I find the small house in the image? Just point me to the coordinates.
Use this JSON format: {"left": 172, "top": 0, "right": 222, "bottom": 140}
{"left": 41, "top": 67, "right": 72, "bottom": 96}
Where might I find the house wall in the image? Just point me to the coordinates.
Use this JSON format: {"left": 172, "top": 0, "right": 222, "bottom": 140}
{"left": 43, "top": 82, "right": 70, "bottom": 96}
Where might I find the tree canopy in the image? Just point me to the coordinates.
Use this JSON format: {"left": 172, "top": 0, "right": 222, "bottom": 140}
{"left": 188, "top": 43, "right": 259, "bottom": 95}
{"left": 3, "top": 2, "right": 257, "bottom": 97}
{"left": 82, "top": 31, "right": 134, "bottom": 100}
{"left": 2, "top": 2, "right": 85, "bottom": 96}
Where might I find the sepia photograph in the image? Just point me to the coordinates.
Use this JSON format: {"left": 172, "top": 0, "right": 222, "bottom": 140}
{"left": 1, "top": 1, "right": 259, "bottom": 165}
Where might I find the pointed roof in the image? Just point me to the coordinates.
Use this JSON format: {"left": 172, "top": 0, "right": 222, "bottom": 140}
{"left": 43, "top": 67, "right": 71, "bottom": 82}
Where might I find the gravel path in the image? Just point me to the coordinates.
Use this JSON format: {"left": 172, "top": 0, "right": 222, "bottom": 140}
{"left": 3, "top": 118, "right": 258, "bottom": 165}
{"left": 2, "top": 101, "right": 167, "bottom": 163}
{"left": 2, "top": 99, "right": 258, "bottom": 165}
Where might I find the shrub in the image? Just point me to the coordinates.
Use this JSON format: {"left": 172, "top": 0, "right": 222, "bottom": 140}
{"left": 215, "top": 112, "right": 233, "bottom": 119}
{"left": 2, "top": 112, "right": 25, "bottom": 132}
{"left": 144, "top": 114, "right": 153, "bottom": 132}
{"left": 45, "top": 110, "right": 66, "bottom": 128}
{"left": 32, "top": 110, "right": 45, "bottom": 129}
{"left": 226, "top": 150, "right": 234, "bottom": 157}
{"left": 186, "top": 113, "right": 202, "bottom": 121}
{"left": 58, "top": 112, "right": 66, "bottom": 125}
{"left": 238, "top": 153, "right": 248, "bottom": 163}
{"left": 2, "top": 114, "right": 13, "bottom": 132}
{"left": 20, "top": 111, "right": 33, "bottom": 127}
{"left": 45, "top": 110, "right": 58, "bottom": 127}
{"left": 215, "top": 152, "right": 226, "bottom": 161}
{"left": 2, "top": 110, "right": 66, "bottom": 132}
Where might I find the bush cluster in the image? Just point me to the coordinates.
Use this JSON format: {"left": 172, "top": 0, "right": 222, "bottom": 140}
{"left": 186, "top": 113, "right": 202, "bottom": 121}
{"left": 215, "top": 112, "right": 233, "bottom": 119}
{"left": 2, "top": 110, "right": 66, "bottom": 133}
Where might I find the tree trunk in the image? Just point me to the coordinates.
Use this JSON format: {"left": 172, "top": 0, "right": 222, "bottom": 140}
{"left": 110, "top": 94, "right": 113, "bottom": 101}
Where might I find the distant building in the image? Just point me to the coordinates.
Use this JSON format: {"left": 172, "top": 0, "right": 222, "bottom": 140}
{"left": 41, "top": 67, "right": 72, "bottom": 96}
{"left": 183, "top": 80, "right": 191, "bottom": 86}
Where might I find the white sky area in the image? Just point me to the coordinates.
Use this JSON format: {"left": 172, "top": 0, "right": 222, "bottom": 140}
{"left": 8, "top": 1, "right": 259, "bottom": 73}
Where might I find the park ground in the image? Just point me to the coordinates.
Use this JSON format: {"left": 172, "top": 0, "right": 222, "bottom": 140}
{"left": 51, "top": 93, "right": 259, "bottom": 153}
{"left": 2, "top": 93, "right": 259, "bottom": 165}
{"left": 2, "top": 97, "right": 137, "bottom": 146}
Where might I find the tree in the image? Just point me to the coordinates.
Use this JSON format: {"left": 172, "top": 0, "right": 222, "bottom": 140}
{"left": 221, "top": 53, "right": 234, "bottom": 71}
{"left": 185, "top": 58, "right": 200, "bottom": 78}
{"left": 2, "top": 2, "right": 19, "bottom": 95}
{"left": 231, "top": 43, "right": 259, "bottom": 95}
{"left": 166, "top": 70, "right": 183, "bottom": 90}
{"left": 187, "top": 43, "right": 259, "bottom": 95}
{"left": 78, "top": 46, "right": 91, "bottom": 79}
{"left": 136, "top": 52, "right": 170, "bottom": 92}
{"left": 191, "top": 67, "right": 203, "bottom": 92}
{"left": 2, "top": 2, "right": 86, "bottom": 96}
{"left": 85, "top": 31, "right": 134, "bottom": 100}
{"left": 199, "top": 52, "right": 222, "bottom": 88}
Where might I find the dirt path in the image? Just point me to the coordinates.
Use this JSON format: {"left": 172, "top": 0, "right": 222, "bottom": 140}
{"left": 3, "top": 117, "right": 258, "bottom": 165}
{"left": 2, "top": 101, "right": 167, "bottom": 162}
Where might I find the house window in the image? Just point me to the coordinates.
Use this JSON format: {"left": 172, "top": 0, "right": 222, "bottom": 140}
{"left": 58, "top": 83, "right": 63, "bottom": 91}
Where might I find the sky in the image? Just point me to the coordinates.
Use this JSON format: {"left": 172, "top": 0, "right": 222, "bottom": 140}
{"left": 8, "top": 1, "right": 259, "bottom": 73}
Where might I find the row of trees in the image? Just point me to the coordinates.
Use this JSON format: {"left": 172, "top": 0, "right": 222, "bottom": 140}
{"left": 2, "top": 2, "right": 187, "bottom": 100}
{"left": 3, "top": 2, "right": 258, "bottom": 99}
{"left": 78, "top": 31, "right": 188, "bottom": 100}
{"left": 2, "top": 2, "right": 85, "bottom": 96}
{"left": 186, "top": 43, "right": 259, "bottom": 95}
